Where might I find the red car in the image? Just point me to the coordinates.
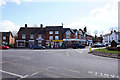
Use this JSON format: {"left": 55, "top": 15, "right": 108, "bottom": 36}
{"left": 0, "top": 45, "right": 9, "bottom": 49}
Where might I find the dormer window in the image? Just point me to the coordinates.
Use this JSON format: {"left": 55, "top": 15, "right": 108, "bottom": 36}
{"left": 76, "top": 32, "right": 78, "bottom": 38}
{"left": 66, "top": 30, "right": 71, "bottom": 38}
{"left": 22, "top": 34, "right": 25, "bottom": 39}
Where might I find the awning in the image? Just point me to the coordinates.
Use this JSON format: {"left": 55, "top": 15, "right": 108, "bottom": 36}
{"left": 63, "top": 39, "right": 86, "bottom": 41}
{"left": 16, "top": 40, "right": 25, "bottom": 42}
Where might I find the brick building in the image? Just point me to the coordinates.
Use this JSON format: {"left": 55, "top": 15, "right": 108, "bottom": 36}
{"left": 0, "top": 31, "right": 15, "bottom": 46}
{"left": 16, "top": 24, "right": 93, "bottom": 48}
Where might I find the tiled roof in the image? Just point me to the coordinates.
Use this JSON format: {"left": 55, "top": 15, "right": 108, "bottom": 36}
{"left": 17, "top": 27, "right": 45, "bottom": 35}
{"left": 46, "top": 26, "right": 63, "bottom": 31}
{"left": 0, "top": 32, "right": 13, "bottom": 37}
{"left": 63, "top": 28, "right": 75, "bottom": 34}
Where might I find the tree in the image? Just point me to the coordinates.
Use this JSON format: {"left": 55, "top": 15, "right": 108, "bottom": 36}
{"left": 111, "top": 40, "right": 117, "bottom": 47}
{"left": 94, "top": 30, "right": 97, "bottom": 38}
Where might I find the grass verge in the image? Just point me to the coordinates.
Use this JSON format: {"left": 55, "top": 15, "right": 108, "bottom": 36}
{"left": 93, "top": 49, "right": 120, "bottom": 54}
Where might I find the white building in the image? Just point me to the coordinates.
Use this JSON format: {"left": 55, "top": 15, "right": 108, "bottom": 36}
{"left": 103, "top": 30, "right": 120, "bottom": 45}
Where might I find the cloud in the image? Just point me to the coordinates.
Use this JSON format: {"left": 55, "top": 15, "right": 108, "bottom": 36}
{"left": 10, "top": 0, "right": 21, "bottom": 5}
{"left": 65, "top": 0, "right": 118, "bottom": 36}
{"left": 0, "top": 0, "right": 6, "bottom": 6}
{"left": 0, "top": 20, "right": 20, "bottom": 35}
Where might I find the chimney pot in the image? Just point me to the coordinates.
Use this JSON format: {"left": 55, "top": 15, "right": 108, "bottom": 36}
{"left": 25, "top": 24, "right": 27, "bottom": 28}
{"left": 40, "top": 24, "right": 43, "bottom": 28}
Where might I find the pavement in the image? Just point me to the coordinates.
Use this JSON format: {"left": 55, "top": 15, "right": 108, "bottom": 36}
{"left": 0, "top": 48, "right": 119, "bottom": 79}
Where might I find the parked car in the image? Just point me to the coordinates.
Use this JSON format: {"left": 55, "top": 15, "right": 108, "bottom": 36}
{"left": 72, "top": 43, "right": 85, "bottom": 49}
{"left": 92, "top": 43, "right": 105, "bottom": 48}
{"left": 0, "top": 45, "right": 10, "bottom": 49}
{"left": 30, "top": 45, "right": 46, "bottom": 49}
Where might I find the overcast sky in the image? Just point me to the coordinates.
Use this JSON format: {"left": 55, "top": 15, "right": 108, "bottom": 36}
{"left": 0, "top": 0, "right": 119, "bottom": 36}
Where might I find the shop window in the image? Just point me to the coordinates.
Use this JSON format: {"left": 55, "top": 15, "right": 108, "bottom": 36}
{"left": 22, "top": 34, "right": 25, "bottom": 39}
{"left": 55, "top": 36, "right": 59, "bottom": 40}
{"left": 30, "top": 34, "right": 34, "bottom": 39}
{"left": 49, "top": 31, "right": 53, "bottom": 34}
{"left": 18, "top": 42, "right": 25, "bottom": 47}
{"left": 55, "top": 31, "right": 59, "bottom": 34}
{"left": 3, "top": 36, "right": 6, "bottom": 40}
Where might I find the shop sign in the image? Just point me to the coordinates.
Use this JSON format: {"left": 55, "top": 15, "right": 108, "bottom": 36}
{"left": 52, "top": 40, "right": 63, "bottom": 42}
{"left": 16, "top": 40, "right": 25, "bottom": 42}
{"left": 36, "top": 38, "right": 43, "bottom": 41}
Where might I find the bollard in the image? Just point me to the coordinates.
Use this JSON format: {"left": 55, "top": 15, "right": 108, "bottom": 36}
{"left": 89, "top": 46, "right": 92, "bottom": 52}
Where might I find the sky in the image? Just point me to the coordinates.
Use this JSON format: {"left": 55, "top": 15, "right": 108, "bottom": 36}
{"left": 0, "top": 0, "right": 119, "bottom": 36}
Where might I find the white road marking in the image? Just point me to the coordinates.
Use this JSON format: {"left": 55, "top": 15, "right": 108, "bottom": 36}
{"left": 66, "top": 51, "right": 70, "bottom": 56}
{"left": 30, "top": 72, "right": 39, "bottom": 76}
{"left": 88, "top": 71, "right": 118, "bottom": 78}
{"left": 0, "top": 70, "right": 28, "bottom": 78}
{"left": 76, "top": 50, "right": 83, "bottom": 54}
{"left": 47, "top": 67, "right": 60, "bottom": 70}
{"left": 68, "top": 70, "right": 80, "bottom": 73}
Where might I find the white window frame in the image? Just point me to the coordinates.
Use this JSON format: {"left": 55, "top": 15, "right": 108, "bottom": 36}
{"left": 79, "top": 35, "right": 81, "bottom": 39}
{"left": 55, "top": 31, "right": 59, "bottom": 34}
{"left": 66, "top": 30, "right": 71, "bottom": 38}
{"left": 76, "top": 32, "right": 78, "bottom": 38}
{"left": 49, "top": 36, "right": 53, "bottom": 40}
{"left": 55, "top": 36, "right": 59, "bottom": 40}
{"left": 38, "top": 34, "right": 42, "bottom": 39}
{"left": 3, "top": 36, "right": 6, "bottom": 40}
{"left": 30, "top": 34, "right": 34, "bottom": 39}
{"left": 49, "top": 31, "right": 53, "bottom": 34}
{"left": 22, "top": 34, "right": 25, "bottom": 39}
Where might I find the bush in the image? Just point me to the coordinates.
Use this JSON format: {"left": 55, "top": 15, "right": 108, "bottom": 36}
{"left": 117, "top": 47, "right": 120, "bottom": 51}
{"left": 107, "top": 47, "right": 117, "bottom": 51}
{"left": 111, "top": 40, "right": 117, "bottom": 47}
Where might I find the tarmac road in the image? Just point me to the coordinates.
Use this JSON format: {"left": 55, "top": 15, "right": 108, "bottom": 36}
{"left": 0, "top": 48, "right": 119, "bottom": 79}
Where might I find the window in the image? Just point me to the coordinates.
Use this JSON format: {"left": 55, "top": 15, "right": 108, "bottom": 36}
{"left": 49, "top": 31, "right": 53, "bottom": 34}
{"left": 66, "top": 30, "right": 71, "bottom": 38}
{"left": 22, "top": 34, "right": 25, "bottom": 39}
{"left": 38, "top": 34, "right": 42, "bottom": 38}
{"left": 79, "top": 35, "right": 81, "bottom": 39}
{"left": 49, "top": 36, "right": 53, "bottom": 40}
{"left": 3, "top": 36, "right": 6, "bottom": 40}
{"left": 38, "top": 41, "right": 42, "bottom": 46}
{"left": 30, "top": 34, "right": 34, "bottom": 39}
{"left": 76, "top": 32, "right": 78, "bottom": 38}
{"left": 55, "top": 36, "right": 59, "bottom": 40}
{"left": 55, "top": 31, "right": 59, "bottom": 34}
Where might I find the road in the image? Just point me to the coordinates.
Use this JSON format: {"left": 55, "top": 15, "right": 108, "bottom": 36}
{"left": 0, "top": 48, "right": 119, "bottom": 79}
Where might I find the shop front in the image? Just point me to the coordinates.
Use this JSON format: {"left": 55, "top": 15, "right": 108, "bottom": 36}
{"left": 63, "top": 39, "right": 80, "bottom": 48}
{"left": 16, "top": 40, "right": 26, "bottom": 48}
{"left": 46, "top": 40, "right": 63, "bottom": 48}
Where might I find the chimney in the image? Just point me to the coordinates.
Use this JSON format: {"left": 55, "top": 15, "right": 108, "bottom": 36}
{"left": 25, "top": 24, "right": 27, "bottom": 28}
{"left": 84, "top": 27, "right": 87, "bottom": 32}
{"left": 62, "top": 23, "right": 63, "bottom": 26}
{"left": 40, "top": 24, "right": 43, "bottom": 28}
{"left": 111, "top": 31, "right": 113, "bottom": 34}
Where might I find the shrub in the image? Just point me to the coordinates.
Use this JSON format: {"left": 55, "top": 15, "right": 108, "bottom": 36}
{"left": 107, "top": 47, "right": 117, "bottom": 51}
{"left": 111, "top": 40, "right": 117, "bottom": 47}
{"left": 117, "top": 47, "right": 120, "bottom": 51}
